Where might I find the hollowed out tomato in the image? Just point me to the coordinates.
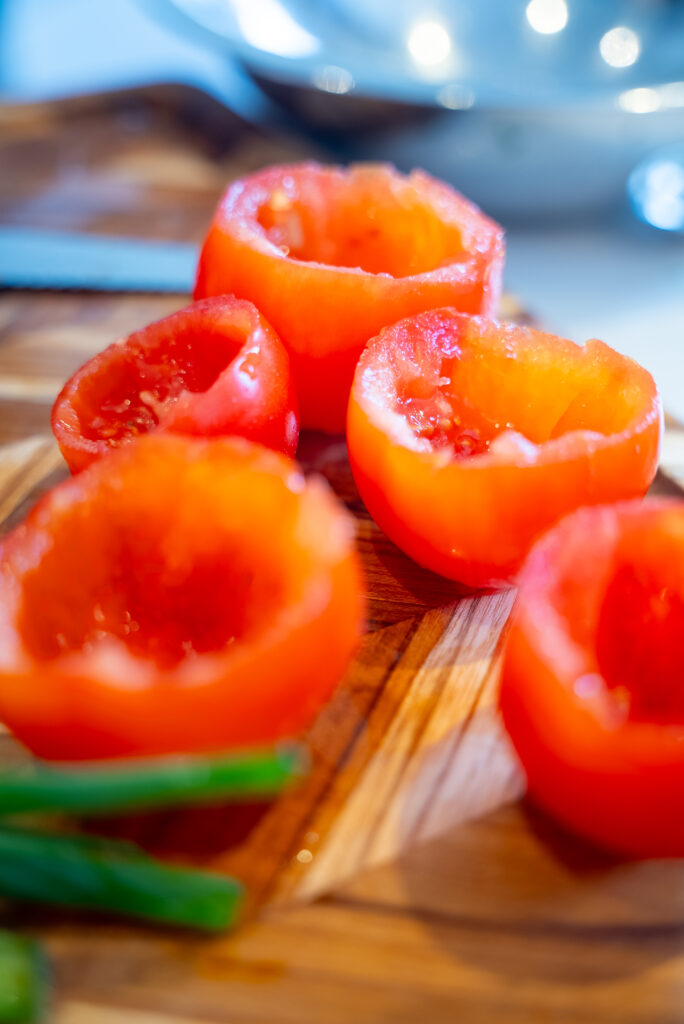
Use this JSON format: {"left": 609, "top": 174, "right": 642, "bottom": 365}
{"left": 0, "top": 435, "right": 363, "bottom": 760}
{"left": 501, "top": 500, "right": 684, "bottom": 857}
{"left": 52, "top": 297, "right": 299, "bottom": 472}
{"left": 347, "top": 310, "right": 661, "bottom": 588}
{"left": 195, "top": 162, "right": 504, "bottom": 432}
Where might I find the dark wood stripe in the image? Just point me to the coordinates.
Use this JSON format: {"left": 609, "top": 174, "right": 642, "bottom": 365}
{"left": 325, "top": 892, "right": 684, "bottom": 943}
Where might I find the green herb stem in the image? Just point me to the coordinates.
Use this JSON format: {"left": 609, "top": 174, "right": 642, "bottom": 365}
{"left": 0, "top": 746, "right": 304, "bottom": 818}
{"left": 0, "top": 826, "right": 243, "bottom": 931}
{"left": 0, "top": 930, "right": 48, "bottom": 1023}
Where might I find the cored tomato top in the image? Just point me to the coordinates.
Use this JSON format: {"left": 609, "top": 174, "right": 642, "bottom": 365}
{"left": 52, "top": 297, "right": 299, "bottom": 473}
{"left": 348, "top": 311, "right": 661, "bottom": 588}
{"left": 195, "top": 162, "right": 504, "bottom": 432}
{"left": 501, "top": 500, "right": 684, "bottom": 857}
{"left": 0, "top": 435, "right": 363, "bottom": 760}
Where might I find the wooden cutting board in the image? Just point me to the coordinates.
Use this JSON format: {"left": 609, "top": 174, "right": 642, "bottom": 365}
{"left": 2, "top": 90, "right": 684, "bottom": 1024}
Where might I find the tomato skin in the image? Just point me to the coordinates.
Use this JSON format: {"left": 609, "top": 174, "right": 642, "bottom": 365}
{"left": 194, "top": 162, "right": 504, "bottom": 432}
{"left": 500, "top": 501, "right": 684, "bottom": 857}
{"left": 347, "top": 311, "right": 661, "bottom": 588}
{"left": 0, "top": 435, "right": 363, "bottom": 760}
{"left": 52, "top": 297, "right": 299, "bottom": 473}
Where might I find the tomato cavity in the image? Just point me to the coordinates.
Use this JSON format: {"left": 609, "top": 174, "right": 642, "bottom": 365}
{"left": 366, "top": 311, "right": 658, "bottom": 468}
{"left": 18, "top": 523, "right": 286, "bottom": 672}
{"left": 79, "top": 327, "right": 243, "bottom": 446}
{"left": 255, "top": 169, "right": 466, "bottom": 278}
{"left": 596, "top": 551, "right": 684, "bottom": 725}
{"left": 381, "top": 321, "right": 539, "bottom": 462}
{"left": 395, "top": 373, "right": 492, "bottom": 458}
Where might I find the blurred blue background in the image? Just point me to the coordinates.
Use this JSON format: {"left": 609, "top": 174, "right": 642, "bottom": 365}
{"left": 1, "top": 0, "right": 683, "bottom": 414}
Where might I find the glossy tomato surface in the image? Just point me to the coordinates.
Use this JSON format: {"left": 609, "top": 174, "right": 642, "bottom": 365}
{"left": 500, "top": 500, "right": 684, "bottom": 857}
{"left": 195, "top": 162, "right": 504, "bottom": 432}
{"left": 348, "top": 310, "right": 661, "bottom": 588}
{"left": 52, "top": 297, "right": 299, "bottom": 472}
{"left": 0, "top": 435, "right": 363, "bottom": 760}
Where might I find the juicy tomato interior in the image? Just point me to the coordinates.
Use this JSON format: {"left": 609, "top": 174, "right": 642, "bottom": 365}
{"left": 597, "top": 557, "right": 684, "bottom": 725}
{"left": 17, "top": 441, "right": 300, "bottom": 671}
{"left": 17, "top": 509, "right": 288, "bottom": 673}
{"left": 75, "top": 320, "right": 248, "bottom": 445}
{"left": 376, "top": 313, "right": 647, "bottom": 460}
{"left": 541, "top": 510, "right": 684, "bottom": 727}
{"left": 394, "top": 368, "right": 493, "bottom": 459}
{"left": 255, "top": 166, "right": 466, "bottom": 277}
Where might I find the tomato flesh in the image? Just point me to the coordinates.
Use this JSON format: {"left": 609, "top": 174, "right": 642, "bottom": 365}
{"left": 195, "top": 163, "right": 504, "bottom": 432}
{"left": 347, "top": 310, "right": 661, "bottom": 587}
{"left": 52, "top": 297, "right": 299, "bottom": 472}
{"left": 0, "top": 435, "right": 363, "bottom": 760}
{"left": 500, "top": 500, "right": 684, "bottom": 857}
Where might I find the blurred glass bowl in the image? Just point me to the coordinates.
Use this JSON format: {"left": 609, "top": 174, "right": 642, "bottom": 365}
{"left": 157, "top": 0, "right": 684, "bottom": 219}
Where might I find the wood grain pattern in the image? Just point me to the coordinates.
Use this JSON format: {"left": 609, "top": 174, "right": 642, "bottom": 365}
{"left": 1, "top": 89, "right": 683, "bottom": 1024}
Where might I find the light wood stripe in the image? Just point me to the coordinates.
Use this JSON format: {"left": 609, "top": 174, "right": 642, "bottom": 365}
{"left": 658, "top": 427, "right": 684, "bottom": 490}
{"left": 56, "top": 1005, "right": 212, "bottom": 1024}
{"left": 275, "top": 591, "right": 520, "bottom": 904}
{"left": 0, "top": 378, "right": 62, "bottom": 401}
{"left": 0, "top": 436, "right": 64, "bottom": 526}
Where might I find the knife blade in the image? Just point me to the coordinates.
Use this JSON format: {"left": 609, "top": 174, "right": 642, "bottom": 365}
{"left": 0, "top": 228, "right": 199, "bottom": 293}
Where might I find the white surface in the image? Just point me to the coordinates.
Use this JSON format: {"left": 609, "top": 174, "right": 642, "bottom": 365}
{"left": 505, "top": 220, "right": 684, "bottom": 419}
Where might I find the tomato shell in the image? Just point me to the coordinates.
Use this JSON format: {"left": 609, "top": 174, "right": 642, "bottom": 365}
{"left": 194, "top": 162, "right": 504, "bottom": 432}
{"left": 52, "top": 297, "right": 299, "bottom": 473}
{"left": 0, "top": 435, "right": 363, "bottom": 760}
{"left": 500, "top": 500, "right": 684, "bottom": 857}
{"left": 347, "top": 311, "right": 661, "bottom": 588}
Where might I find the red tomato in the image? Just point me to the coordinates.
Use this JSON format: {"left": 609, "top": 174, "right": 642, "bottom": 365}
{"left": 0, "top": 435, "right": 363, "bottom": 760}
{"left": 347, "top": 311, "right": 661, "bottom": 588}
{"left": 500, "top": 500, "right": 684, "bottom": 857}
{"left": 52, "top": 297, "right": 299, "bottom": 473}
{"left": 194, "top": 162, "right": 504, "bottom": 432}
